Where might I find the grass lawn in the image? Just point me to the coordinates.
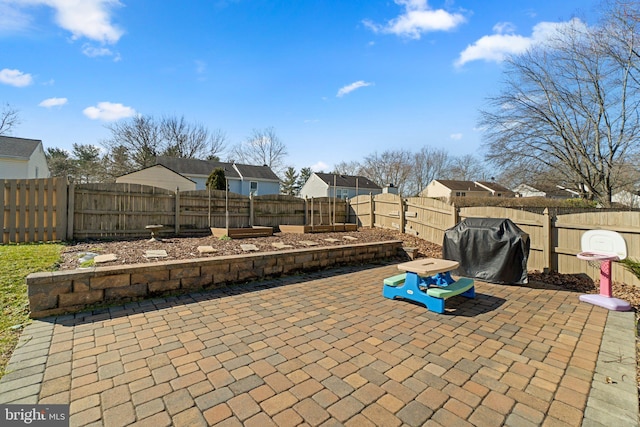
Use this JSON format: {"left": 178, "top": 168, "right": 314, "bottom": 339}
{"left": 0, "top": 243, "right": 62, "bottom": 379}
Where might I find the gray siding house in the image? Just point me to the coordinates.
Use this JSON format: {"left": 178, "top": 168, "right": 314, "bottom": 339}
{"left": 155, "top": 157, "right": 281, "bottom": 195}
{"left": 299, "top": 173, "right": 383, "bottom": 199}
{"left": 0, "top": 136, "right": 50, "bottom": 179}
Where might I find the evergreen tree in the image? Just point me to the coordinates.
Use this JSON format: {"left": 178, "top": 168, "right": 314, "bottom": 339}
{"left": 206, "top": 168, "right": 226, "bottom": 190}
{"left": 281, "top": 166, "right": 299, "bottom": 195}
{"left": 296, "top": 167, "right": 312, "bottom": 191}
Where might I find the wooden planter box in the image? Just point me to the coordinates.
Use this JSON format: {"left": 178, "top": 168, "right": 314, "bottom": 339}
{"left": 279, "top": 224, "right": 358, "bottom": 234}
{"left": 211, "top": 226, "right": 273, "bottom": 239}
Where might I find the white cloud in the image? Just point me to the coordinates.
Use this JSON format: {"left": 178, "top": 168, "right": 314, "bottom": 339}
{"left": 455, "top": 18, "right": 586, "bottom": 67}
{"left": 363, "top": 0, "right": 466, "bottom": 40}
{"left": 311, "top": 161, "right": 329, "bottom": 172}
{"left": 0, "top": 68, "right": 33, "bottom": 87}
{"left": 39, "top": 97, "right": 68, "bottom": 108}
{"left": 4, "top": 0, "right": 124, "bottom": 44}
{"left": 0, "top": 2, "right": 32, "bottom": 33}
{"left": 82, "top": 44, "right": 113, "bottom": 57}
{"left": 83, "top": 101, "right": 135, "bottom": 121}
{"left": 450, "top": 133, "right": 463, "bottom": 140}
{"left": 337, "top": 81, "right": 373, "bottom": 97}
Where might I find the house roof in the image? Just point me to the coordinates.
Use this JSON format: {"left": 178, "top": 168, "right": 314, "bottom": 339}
{"left": 0, "top": 136, "right": 42, "bottom": 160}
{"left": 435, "top": 180, "right": 486, "bottom": 191}
{"left": 233, "top": 163, "right": 280, "bottom": 182}
{"left": 117, "top": 164, "right": 196, "bottom": 183}
{"left": 475, "top": 181, "right": 513, "bottom": 193}
{"left": 155, "top": 157, "right": 280, "bottom": 181}
{"left": 156, "top": 157, "right": 240, "bottom": 178}
{"left": 314, "top": 173, "right": 381, "bottom": 189}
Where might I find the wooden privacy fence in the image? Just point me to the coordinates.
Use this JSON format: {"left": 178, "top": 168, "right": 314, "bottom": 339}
{"left": 1, "top": 179, "right": 349, "bottom": 241}
{"left": 70, "top": 183, "right": 347, "bottom": 239}
{"left": 351, "top": 193, "right": 640, "bottom": 287}
{"left": 1, "top": 177, "right": 67, "bottom": 244}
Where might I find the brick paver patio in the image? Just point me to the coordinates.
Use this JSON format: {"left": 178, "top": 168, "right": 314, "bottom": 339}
{"left": 0, "top": 263, "right": 637, "bottom": 426}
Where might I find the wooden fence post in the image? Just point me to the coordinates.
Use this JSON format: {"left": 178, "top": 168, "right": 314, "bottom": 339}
{"left": 542, "top": 208, "right": 552, "bottom": 272}
{"left": 451, "top": 203, "right": 459, "bottom": 227}
{"left": 370, "top": 193, "right": 375, "bottom": 228}
{"left": 66, "top": 179, "right": 75, "bottom": 241}
{"left": 249, "top": 193, "right": 254, "bottom": 227}
{"left": 399, "top": 196, "right": 405, "bottom": 234}
{"left": 175, "top": 189, "right": 181, "bottom": 235}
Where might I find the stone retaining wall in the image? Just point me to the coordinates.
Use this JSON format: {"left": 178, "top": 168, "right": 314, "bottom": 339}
{"left": 27, "top": 240, "right": 403, "bottom": 318}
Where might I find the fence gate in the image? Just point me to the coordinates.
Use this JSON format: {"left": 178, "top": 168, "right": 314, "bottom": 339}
{"left": 1, "top": 177, "right": 67, "bottom": 243}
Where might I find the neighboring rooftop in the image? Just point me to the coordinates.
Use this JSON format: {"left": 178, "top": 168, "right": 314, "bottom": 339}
{"left": 155, "top": 156, "right": 280, "bottom": 181}
{"left": 314, "top": 172, "right": 382, "bottom": 189}
{"left": 0, "top": 136, "right": 42, "bottom": 160}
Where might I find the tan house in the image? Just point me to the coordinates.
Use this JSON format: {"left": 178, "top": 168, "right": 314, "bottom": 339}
{"left": 421, "top": 179, "right": 515, "bottom": 200}
{"left": 116, "top": 164, "right": 196, "bottom": 192}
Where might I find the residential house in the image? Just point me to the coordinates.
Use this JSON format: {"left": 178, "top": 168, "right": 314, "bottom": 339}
{"left": 299, "top": 173, "right": 385, "bottom": 199}
{"left": 421, "top": 179, "right": 515, "bottom": 200}
{"left": 612, "top": 190, "right": 640, "bottom": 207}
{"left": 115, "top": 164, "right": 196, "bottom": 192}
{"left": 116, "top": 157, "right": 281, "bottom": 195}
{"left": 0, "top": 136, "right": 50, "bottom": 179}
{"left": 513, "top": 183, "right": 580, "bottom": 199}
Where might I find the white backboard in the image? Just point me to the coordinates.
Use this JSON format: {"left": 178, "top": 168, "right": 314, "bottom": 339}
{"left": 581, "top": 230, "right": 627, "bottom": 260}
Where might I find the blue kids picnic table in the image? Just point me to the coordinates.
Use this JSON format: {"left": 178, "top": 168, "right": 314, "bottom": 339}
{"left": 383, "top": 258, "right": 475, "bottom": 313}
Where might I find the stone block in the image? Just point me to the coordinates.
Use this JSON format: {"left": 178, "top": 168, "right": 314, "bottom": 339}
{"left": 29, "top": 293, "right": 59, "bottom": 311}
{"left": 212, "top": 270, "right": 238, "bottom": 284}
{"left": 294, "top": 254, "right": 314, "bottom": 265}
{"left": 73, "top": 278, "right": 91, "bottom": 292}
{"left": 238, "top": 268, "right": 260, "bottom": 282}
{"left": 200, "top": 264, "right": 229, "bottom": 276}
{"left": 131, "top": 269, "right": 170, "bottom": 285}
{"left": 58, "top": 290, "right": 104, "bottom": 307}
{"left": 105, "top": 283, "right": 148, "bottom": 300}
{"left": 170, "top": 267, "right": 200, "bottom": 280}
{"left": 181, "top": 274, "right": 213, "bottom": 290}
{"left": 27, "top": 281, "right": 72, "bottom": 299}
{"left": 148, "top": 280, "right": 181, "bottom": 294}
{"left": 91, "top": 274, "right": 130, "bottom": 289}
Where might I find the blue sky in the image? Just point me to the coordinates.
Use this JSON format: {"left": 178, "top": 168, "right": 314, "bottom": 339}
{"left": 1, "top": 0, "right": 595, "bottom": 173}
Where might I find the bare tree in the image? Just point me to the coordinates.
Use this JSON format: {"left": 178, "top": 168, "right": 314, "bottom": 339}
{"left": 102, "top": 114, "right": 227, "bottom": 172}
{"left": 160, "top": 115, "right": 226, "bottom": 160}
{"left": 411, "top": 147, "right": 451, "bottom": 195}
{"left": 359, "top": 149, "right": 414, "bottom": 195}
{"left": 102, "top": 115, "right": 162, "bottom": 170}
{"left": 0, "top": 103, "right": 20, "bottom": 136}
{"left": 479, "top": 7, "right": 640, "bottom": 206}
{"left": 447, "top": 154, "right": 488, "bottom": 181}
{"left": 332, "top": 161, "right": 362, "bottom": 176}
{"left": 229, "top": 127, "right": 288, "bottom": 176}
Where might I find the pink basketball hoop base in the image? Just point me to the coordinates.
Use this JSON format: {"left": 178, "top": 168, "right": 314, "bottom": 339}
{"left": 577, "top": 251, "right": 631, "bottom": 311}
{"left": 579, "top": 294, "right": 631, "bottom": 311}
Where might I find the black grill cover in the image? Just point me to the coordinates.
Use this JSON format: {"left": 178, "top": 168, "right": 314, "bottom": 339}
{"left": 442, "top": 218, "right": 530, "bottom": 284}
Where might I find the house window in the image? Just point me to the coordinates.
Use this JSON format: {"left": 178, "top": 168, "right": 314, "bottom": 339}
{"left": 250, "top": 181, "right": 258, "bottom": 195}
{"left": 35, "top": 167, "right": 39, "bottom": 178}
{"left": 340, "top": 189, "right": 349, "bottom": 199}
{"left": 455, "top": 192, "right": 466, "bottom": 197}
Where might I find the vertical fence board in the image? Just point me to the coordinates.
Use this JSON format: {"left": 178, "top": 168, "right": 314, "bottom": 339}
{"left": 28, "top": 179, "right": 36, "bottom": 241}
{"left": 8, "top": 180, "right": 17, "bottom": 243}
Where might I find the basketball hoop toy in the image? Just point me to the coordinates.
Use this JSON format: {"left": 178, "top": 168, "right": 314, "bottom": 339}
{"left": 577, "top": 230, "right": 630, "bottom": 311}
